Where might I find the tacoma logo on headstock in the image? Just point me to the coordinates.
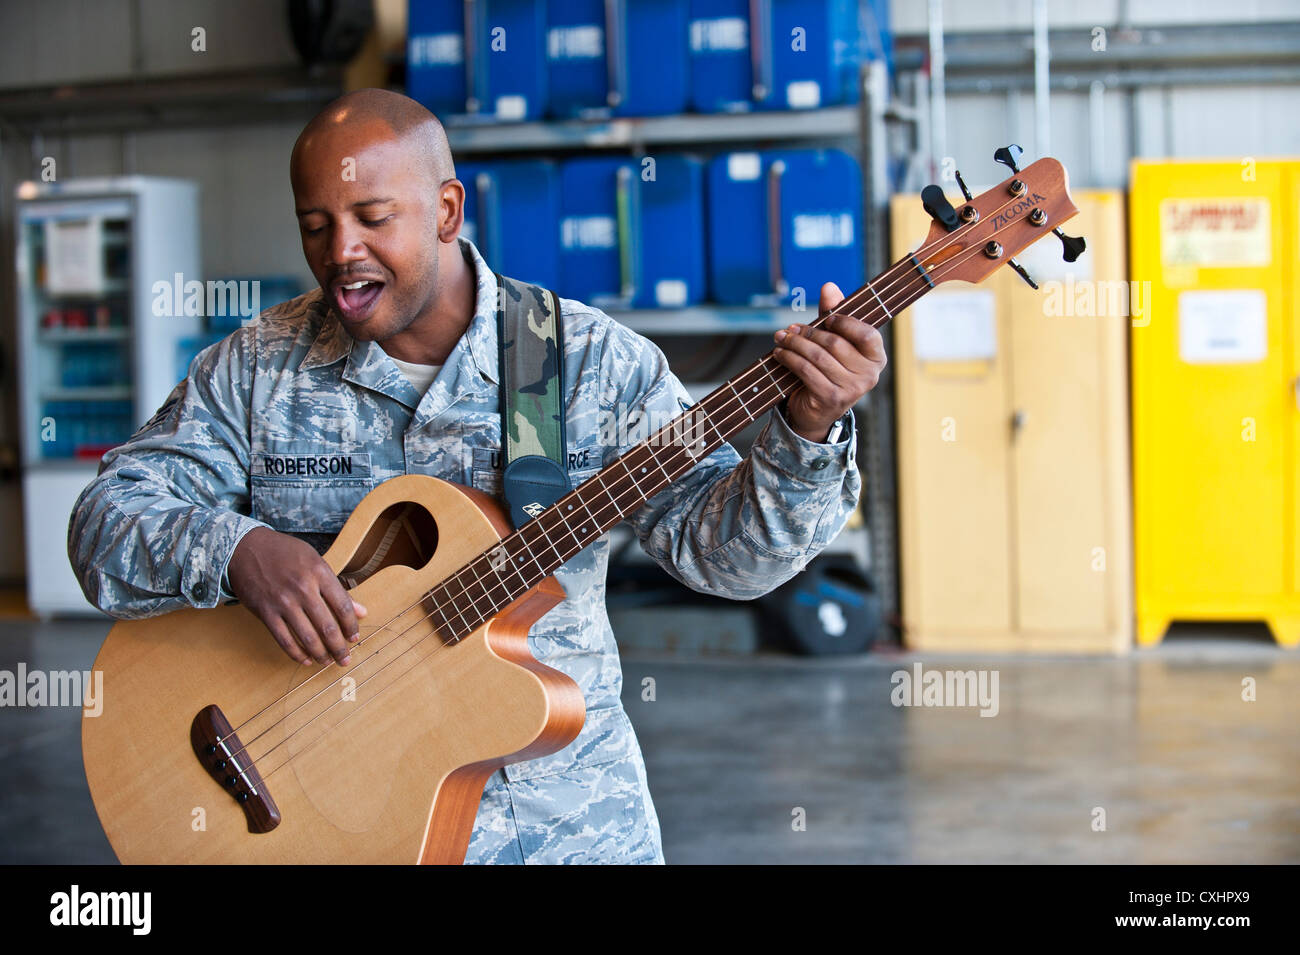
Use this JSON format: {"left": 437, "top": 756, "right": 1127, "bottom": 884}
{"left": 992, "top": 192, "right": 1048, "bottom": 229}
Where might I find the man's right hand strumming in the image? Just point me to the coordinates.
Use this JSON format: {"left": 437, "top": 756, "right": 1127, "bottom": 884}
{"left": 227, "top": 526, "right": 368, "bottom": 667}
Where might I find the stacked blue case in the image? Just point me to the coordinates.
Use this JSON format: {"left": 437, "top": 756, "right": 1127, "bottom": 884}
{"left": 689, "top": 0, "right": 892, "bottom": 113}
{"left": 467, "top": 0, "right": 548, "bottom": 120}
{"left": 408, "top": 1, "right": 547, "bottom": 121}
{"left": 546, "top": 0, "right": 690, "bottom": 118}
{"left": 706, "top": 148, "right": 863, "bottom": 306}
{"left": 457, "top": 159, "right": 561, "bottom": 289}
{"left": 559, "top": 155, "right": 705, "bottom": 308}
{"left": 407, "top": 1, "right": 469, "bottom": 116}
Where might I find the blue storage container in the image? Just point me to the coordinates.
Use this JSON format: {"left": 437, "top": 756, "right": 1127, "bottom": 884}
{"left": 547, "top": 0, "right": 689, "bottom": 118}
{"left": 467, "top": 0, "right": 548, "bottom": 120}
{"left": 457, "top": 159, "right": 561, "bottom": 289}
{"left": 687, "top": 0, "right": 752, "bottom": 113}
{"left": 408, "top": 1, "right": 548, "bottom": 121}
{"left": 689, "top": 0, "right": 891, "bottom": 113}
{"left": 707, "top": 149, "right": 863, "bottom": 306}
{"left": 559, "top": 155, "right": 705, "bottom": 308}
{"left": 407, "top": 1, "right": 469, "bottom": 116}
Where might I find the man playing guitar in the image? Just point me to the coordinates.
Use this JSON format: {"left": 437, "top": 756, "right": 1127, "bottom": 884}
{"left": 69, "top": 89, "right": 886, "bottom": 864}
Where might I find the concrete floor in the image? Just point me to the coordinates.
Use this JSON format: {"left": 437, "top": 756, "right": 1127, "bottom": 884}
{"left": 1, "top": 618, "right": 1296, "bottom": 864}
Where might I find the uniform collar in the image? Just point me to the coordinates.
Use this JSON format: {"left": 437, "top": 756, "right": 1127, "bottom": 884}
{"left": 298, "top": 236, "right": 501, "bottom": 411}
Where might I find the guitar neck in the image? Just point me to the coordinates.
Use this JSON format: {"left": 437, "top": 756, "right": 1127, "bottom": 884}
{"left": 421, "top": 252, "right": 939, "bottom": 643}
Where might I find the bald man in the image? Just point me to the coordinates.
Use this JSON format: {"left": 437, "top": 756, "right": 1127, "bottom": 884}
{"left": 69, "top": 89, "right": 884, "bottom": 864}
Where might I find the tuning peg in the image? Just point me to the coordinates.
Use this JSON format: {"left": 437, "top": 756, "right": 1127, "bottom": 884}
{"left": 994, "top": 144, "right": 1024, "bottom": 174}
{"left": 921, "top": 184, "right": 960, "bottom": 232}
{"left": 954, "top": 169, "right": 973, "bottom": 202}
{"left": 1007, "top": 257, "right": 1038, "bottom": 290}
{"left": 1053, "top": 228, "right": 1087, "bottom": 263}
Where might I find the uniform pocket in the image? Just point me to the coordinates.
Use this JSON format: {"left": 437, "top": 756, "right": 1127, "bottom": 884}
{"left": 249, "top": 477, "right": 373, "bottom": 535}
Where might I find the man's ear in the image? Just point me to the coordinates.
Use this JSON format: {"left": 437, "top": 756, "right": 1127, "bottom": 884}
{"left": 438, "top": 178, "right": 465, "bottom": 242}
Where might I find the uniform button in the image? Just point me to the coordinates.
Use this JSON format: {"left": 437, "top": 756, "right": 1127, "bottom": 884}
{"left": 812, "top": 458, "right": 830, "bottom": 471}
{"left": 191, "top": 581, "right": 208, "bottom": 601}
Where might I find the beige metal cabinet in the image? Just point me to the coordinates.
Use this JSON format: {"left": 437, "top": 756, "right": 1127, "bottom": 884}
{"left": 891, "top": 190, "right": 1132, "bottom": 652}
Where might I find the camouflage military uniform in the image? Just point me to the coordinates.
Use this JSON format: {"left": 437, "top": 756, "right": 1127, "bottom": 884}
{"left": 69, "top": 236, "right": 861, "bottom": 865}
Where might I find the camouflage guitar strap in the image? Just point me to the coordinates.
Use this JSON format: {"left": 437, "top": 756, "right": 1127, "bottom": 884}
{"left": 495, "top": 272, "right": 571, "bottom": 528}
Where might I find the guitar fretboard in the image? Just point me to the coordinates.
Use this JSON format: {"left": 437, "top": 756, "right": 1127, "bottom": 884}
{"left": 425, "top": 252, "right": 937, "bottom": 641}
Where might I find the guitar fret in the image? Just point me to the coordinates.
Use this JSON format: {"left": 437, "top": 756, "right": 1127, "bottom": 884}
{"left": 867, "top": 280, "right": 893, "bottom": 319}
{"left": 618, "top": 457, "right": 647, "bottom": 503}
{"left": 700, "top": 402, "right": 729, "bottom": 446}
{"left": 440, "top": 590, "right": 475, "bottom": 640}
{"left": 600, "top": 476, "right": 622, "bottom": 513}
{"left": 575, "top": 493, "right": 599, "bottom": 537}
{"left": 556, "top": 500, "right": 585, "bottom": 548}
{"left": 645, "top": 446, "right": 673, "bottom": 485}
{"left": 533, "top": 519, "right": 566, "bottom": 566}
{"left": 431, "top": 598, "right": 455, "bottom": 637}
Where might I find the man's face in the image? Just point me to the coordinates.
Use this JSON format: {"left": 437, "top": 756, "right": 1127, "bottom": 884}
{"left": 290, "top": 121, "right": 458, "bottom": 342}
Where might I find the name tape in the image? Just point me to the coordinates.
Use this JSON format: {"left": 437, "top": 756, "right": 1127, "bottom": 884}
{"left": 257, "top": 453, "right": 371, "bottom": 478}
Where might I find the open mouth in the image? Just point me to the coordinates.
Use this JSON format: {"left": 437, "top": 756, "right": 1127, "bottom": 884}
{"left": 333, "top": 278, "right": 385, "bottom": 321}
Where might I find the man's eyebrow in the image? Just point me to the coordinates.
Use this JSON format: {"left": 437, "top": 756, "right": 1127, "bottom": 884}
{"left": 295, "top": 198, "right": 397, "bottom": 217}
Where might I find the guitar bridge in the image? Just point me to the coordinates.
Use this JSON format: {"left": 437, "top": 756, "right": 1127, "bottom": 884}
{"left": 190, "top": 704, "right": 281, "bottom": 833}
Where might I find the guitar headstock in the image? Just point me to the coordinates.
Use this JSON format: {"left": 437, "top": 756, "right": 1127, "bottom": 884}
{"left": 912, "top": 147, "right": 1085, "bottom": 290}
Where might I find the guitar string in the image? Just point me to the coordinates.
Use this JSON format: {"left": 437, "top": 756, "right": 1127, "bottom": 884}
{"left": 218, "top": 245, "right": 928, "bottom": 761}
{"left": 213, "top": 188, "right": 1042, "bottom": 779}
{"left": 220, "top": 250, "right": 920, "bottom": 751}
{"left": 228, "top": 205, "right": 972, "bottom": 743}
{"left": 233, "top": 227, "right": 1025, "bottom": 787}
{"left": 223, "top": 189, "right": 1016, "bottom": 746}
{"left": 213, "top": 192, "right": 1038, "bottom": 781}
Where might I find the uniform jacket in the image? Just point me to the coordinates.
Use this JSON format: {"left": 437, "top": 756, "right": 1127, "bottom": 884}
{"left": 68, "top": 236, "right": 861, "bottom": 864}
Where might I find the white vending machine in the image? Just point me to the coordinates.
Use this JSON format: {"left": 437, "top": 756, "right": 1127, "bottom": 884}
{"left": 14, "top": 176, "right": 200, "bottom": 616}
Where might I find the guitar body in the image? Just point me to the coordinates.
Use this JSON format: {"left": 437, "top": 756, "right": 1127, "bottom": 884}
{"left": 81, "top": 474, "right": 585, "bottom": 864}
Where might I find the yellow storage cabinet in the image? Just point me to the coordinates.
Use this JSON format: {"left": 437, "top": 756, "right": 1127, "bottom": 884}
{"left": 892, "top": 190, "right": 1132, "bottom": 653}
{"left": 1130, "top": 159, "right": 1299, "bottom": 647}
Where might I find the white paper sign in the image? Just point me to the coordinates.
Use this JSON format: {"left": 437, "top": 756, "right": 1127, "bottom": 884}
{"left": 912, "top": 290, "right": 997, "bottom": 361}
{"left": 1178, "top": 289, "right": 1267, "bottom": 364}
{"left": 45, "top": 216, "right": 105, "bottom": 295}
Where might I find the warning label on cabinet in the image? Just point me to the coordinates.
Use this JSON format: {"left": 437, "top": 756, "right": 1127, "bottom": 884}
{"left": 1160, "top": 198, "right": 1271, "bottom": 267}
{"left": 1178, "top": 289, "right": 1268, "bottom": 364}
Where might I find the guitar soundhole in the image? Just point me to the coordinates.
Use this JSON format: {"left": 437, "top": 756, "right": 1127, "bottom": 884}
{"left": 339, "top": 501, "right": 438, "bottom": 588}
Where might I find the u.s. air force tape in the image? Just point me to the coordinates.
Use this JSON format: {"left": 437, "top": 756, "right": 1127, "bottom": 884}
{"left": 255, "top": 453, "right": 371, "bottom": 478}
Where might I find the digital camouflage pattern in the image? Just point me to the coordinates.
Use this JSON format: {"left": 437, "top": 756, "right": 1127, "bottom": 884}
{"left": 497, "top": 274, "right": 564, "bottom": 464}
{"left": 68, "top": 236, "right": 861, "bottom": 865}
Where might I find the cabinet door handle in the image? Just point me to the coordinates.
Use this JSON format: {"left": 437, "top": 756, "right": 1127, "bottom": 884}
{"left": 1294, "top": 376, "right": 1300, "bottom": 412}
{"left": 1011, "top": 409, "right": 1027, "bottom": 437}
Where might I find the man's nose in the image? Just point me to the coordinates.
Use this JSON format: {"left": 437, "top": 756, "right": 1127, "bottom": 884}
{"left": 326, "top": 223, "right": 367, "bottom": 265}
